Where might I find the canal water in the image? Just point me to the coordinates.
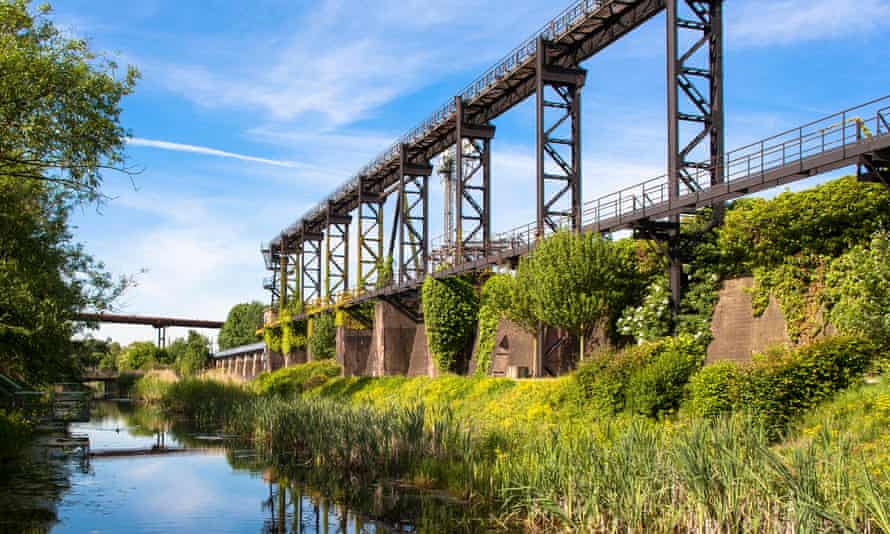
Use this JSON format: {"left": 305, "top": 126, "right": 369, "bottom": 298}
{"left": 0, "top": 401, "right": 476, "bottom": 533}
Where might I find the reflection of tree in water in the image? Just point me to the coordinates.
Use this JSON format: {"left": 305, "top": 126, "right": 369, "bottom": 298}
{"left": 237, "top": 459, "right": 484, "bottom": 533}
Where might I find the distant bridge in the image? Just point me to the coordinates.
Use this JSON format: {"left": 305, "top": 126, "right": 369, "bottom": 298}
{"left": 76, "top": 313, "right": 224, "bottom": 348}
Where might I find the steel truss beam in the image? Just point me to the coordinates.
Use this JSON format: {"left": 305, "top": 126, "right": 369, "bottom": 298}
{"left": 325, "top": 207, "right": 351, "bottom": 304}
{"left": 859, "top": 148, "right": 890, "bottom": 190}
{"left": 357, "top": 178, "right": 385, "bottom": 293}
{"left": 455, "top": 97, "right": 495, "bottom": 263}
{"left": 300, "top": 233, "right": 323, "bottom": 306}
{"left": 536, "top": 35, "right": 586, "bottom": 238}
{"left": 397, "top": 144, "right": 432, "bottom": 285}
{"left": 666, "top": 0, "right": 724, "bottom": 312}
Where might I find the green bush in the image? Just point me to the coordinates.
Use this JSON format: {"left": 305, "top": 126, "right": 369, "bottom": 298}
{"left": 625, "top": 335, "right": 704, "bottom": 417}
{"left": 117, "top": 341, "right": 162, "bottom": 371}
{"left": 573, "top": 343, "right": 653, "bottom": 414}
{"left": 308, "top": 312, "right": 335, "bottom": 360}
{"left": 740, "top": 336, "right": 878, "bottom": 433}
{"left": 0, "top": 409, "right": 32, "bottom": 460}
{"left": 422, "top": 276, "right": 479, "bottom": 373}
{"left": 251, "top": 360, "right": 342, "bottom": 397}
{"left": 686, "top": 361, "right": 742, "bottom": 418}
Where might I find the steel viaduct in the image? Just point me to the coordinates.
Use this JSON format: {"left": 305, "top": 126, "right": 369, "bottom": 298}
{"left": 260, "top": 0, "right": 890, "bottom": 372}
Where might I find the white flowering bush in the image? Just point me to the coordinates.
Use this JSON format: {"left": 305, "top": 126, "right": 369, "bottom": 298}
{"left": 617, "top": 278, "right": 672, "bottom": 344}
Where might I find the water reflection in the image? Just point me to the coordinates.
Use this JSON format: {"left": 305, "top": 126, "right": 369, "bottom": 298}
{"left": 0, "top": 402, "right": 479, "bottom": 534}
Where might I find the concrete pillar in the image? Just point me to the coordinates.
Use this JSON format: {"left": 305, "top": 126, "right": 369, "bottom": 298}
{"left": 336, "top": 325, "right": 372, "bottom": 376}
{"left": 367, "top": 301, "right": 433, "bottom": 377}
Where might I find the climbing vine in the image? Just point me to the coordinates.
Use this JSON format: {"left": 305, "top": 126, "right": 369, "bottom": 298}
{"left": 308, "top": 312, "right": 336, "bottom": 360}
{"left": 472, "top": 274, "right": 514, "bottom": 376}
{"left": 422, "top": 275, "right": 479, "bottom": 373}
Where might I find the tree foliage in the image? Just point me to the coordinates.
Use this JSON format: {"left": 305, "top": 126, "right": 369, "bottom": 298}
{"left": 167, "top": 330, "right": 210, "bottom": 377}
{"left": 422, "top": 276, "right": 479, "bottom": 373}
{"left": 117, "top": 342, "right": 161, "bottom": 371}
{"left": 0, "top": 0, "right": 139, "bottom": 202}
{"left": 514, "top": 231, "right": 641, "bottom": 341}
{"left": 218, "top": 301, "right": 264, "bottom": 350}
{"left": 0, "top": 2, "right": 137, "bottom": 384}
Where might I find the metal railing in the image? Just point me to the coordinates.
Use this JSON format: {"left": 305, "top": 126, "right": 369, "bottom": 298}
{"left": 580, "top": 95, "right": 890, "bottom": 228}
{"left": 280, "top": 0, "right": 610, "bottom": 240}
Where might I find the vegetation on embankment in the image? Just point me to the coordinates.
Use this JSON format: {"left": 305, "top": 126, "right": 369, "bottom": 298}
{"left": 0, "top": 409, "right": 32, "bottom": 462}
{"left": 134, "top": 333, "right": 890, "bottom": 531}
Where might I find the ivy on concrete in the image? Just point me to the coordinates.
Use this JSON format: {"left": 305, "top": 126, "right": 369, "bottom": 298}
{"left": 422, "top": 275, "right": 479, "bottom": 373}
{"left": 308, "top": 312, "right": 336, "bottom": 360}
{"left": 472, "top": 274, "right": 514, "bottom": 376}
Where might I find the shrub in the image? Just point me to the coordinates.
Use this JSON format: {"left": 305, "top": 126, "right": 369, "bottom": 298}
{"left": 625, "top": 335, "right": 704, "bottom": 417}
{"left": 686, "top": 361, "right": 742, "bottom": 418}
{"left": 617, "top": 278, "right": 672, "bottom": 343}
{"left": 252, "top": 361, "right": 342, "bottom": 397}
{"left": 422, "top": 276, "right": 479, "bottom": 373}
{"left": 117, "top": 342, "right": 161, "bottom": 371}
{"left": 0, "top": 409, "right": 32, "bottom": 460}
{"left": 740, "top": 336, "right": 878, "bottom": 433}
{"left": 308, "top": 312, "right": 336, "bottom": 360}
{"left": 573, "top": 343, "right": 653, "bottom": 414}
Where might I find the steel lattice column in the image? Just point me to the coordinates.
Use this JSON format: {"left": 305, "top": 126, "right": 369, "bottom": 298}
{"left": 535, "top": 35, "right": 586, "bottom": 238}
{"left": 325, "top": 206, "right": 351, "bottom": 304}
{"left": 666, "top": 0, "right": 724, "bottom": 311}
{"left": 278, "top": 238, "right": 289, "bottom": 306}
{"left": 454, "top": 96, "right": 495, "bottom": 263}
{"left": 398, "top": 144, "right": 432, "bottom": 284}
{"left": 300, "top": 232, "right": 323, "bottom": 306}
{"left": 357, "top": 177, "right": 385, "bottom": 292}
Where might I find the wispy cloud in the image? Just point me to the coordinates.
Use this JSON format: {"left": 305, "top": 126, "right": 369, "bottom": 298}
{"left": 729, "top": 0, "right": 890, "bottom": 47}
{"left": 127, "top": 137, "right": 299, "bottom": 168}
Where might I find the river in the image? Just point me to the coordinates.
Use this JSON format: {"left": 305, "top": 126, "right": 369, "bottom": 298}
{"left": 0, "top": 401, "right": 477, "bottom": 533}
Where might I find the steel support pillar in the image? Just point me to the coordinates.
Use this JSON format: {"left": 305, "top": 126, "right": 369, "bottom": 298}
{"left": 300, "top": 233, "right": 323, "bottom": 307}
{"left": 278, "top": 238, "right": 289, "bottom": 307}
{"left": 357, "top": 178, "right": 385, "bottom": 292}
{"left": 397, "top": 144, "right": 432, "bottom": 285}
{"left": 536, "top": 35, "right": 586, "bottom": 238}
{"left": 325, "top": 206, "right": 351, "bottom": 304}
{"left": 666, "top": 0, "right": 724, "bottom": 313}
{"left": 454, "top": 96, "right": 495, "bottom": 263}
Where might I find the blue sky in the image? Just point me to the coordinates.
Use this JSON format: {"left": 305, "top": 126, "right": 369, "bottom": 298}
{"left": 59, "top": 0, "right": 890, "bottom": 346}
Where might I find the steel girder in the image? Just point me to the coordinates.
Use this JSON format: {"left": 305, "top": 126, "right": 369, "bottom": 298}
{"left": 357, "top": 178, "right": 385, "bottom": 293}
{"left": 301, "top": 233, "right": 323, "bottom": 306}
{"left": 455, "top": 96, "right": 496, "bottom": 263}
{"left": 397, "top": 144, "right": 432, "bottom": 285}
{"left": 666, "top": 0, "right": 724, "bottom": 311}
{"left": 325, "top": 207, "right": 351, "bottom": 304}
{"left": 536, "top": 36, "right": 586, "bottom": 238}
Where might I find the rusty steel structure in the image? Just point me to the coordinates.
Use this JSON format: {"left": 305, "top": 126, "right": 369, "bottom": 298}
{"left": 75, "top": 313, "right": 224, "bottom": 349}
{"left": 261, "top": 0, "right": 890, "bottom": 322}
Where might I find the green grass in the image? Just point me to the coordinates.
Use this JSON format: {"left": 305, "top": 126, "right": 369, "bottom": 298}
{"left": 138, "top": 350, "right": 890, "bottom": 532}
{"left": 250, "top": 360, "right": 341, "bottom": 397}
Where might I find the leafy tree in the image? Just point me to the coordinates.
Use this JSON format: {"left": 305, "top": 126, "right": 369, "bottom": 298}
{"left": 0, "top": 1, "right": 139, "bottom": 203}
{"left": 308, "top": 312, "right": 335, "bottom": 360}
{"left": 117, "top": 342, "right": 159, "bottom": 371}
{"left": 218, "top": 301, "right": 265, "bottom": 350}
{"left": 174, "top": 330, "right": 210, "bottom": 376}
{"left": 0, "top": 2, "right": 138, "bottom": 384}
{"left": 514, "top": 231, "right": 640, "bottom": 357}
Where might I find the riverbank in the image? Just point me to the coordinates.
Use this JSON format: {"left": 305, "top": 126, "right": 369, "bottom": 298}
{"left": 134, "top": 338, "right": 890, "bottom": 533}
